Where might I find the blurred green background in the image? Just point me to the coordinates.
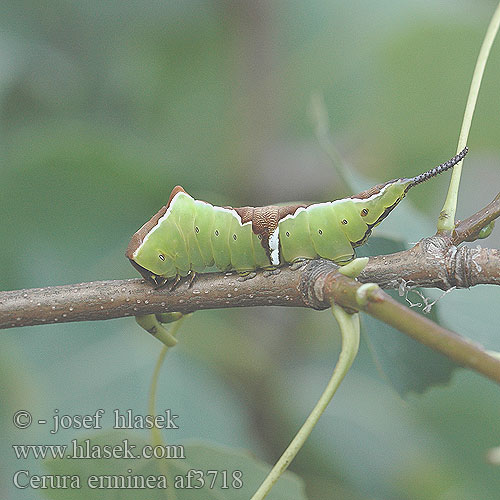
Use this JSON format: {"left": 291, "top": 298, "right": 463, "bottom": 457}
{"left": 1, "top": 1, "right": 500, "bottom": 499}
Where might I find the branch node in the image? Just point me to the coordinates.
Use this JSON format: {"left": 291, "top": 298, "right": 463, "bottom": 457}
{"left": 356, "top": 283, "right": 380, "bottom": 307}
{"left": 299, "top": 259, "right": 338, "bottom": 310}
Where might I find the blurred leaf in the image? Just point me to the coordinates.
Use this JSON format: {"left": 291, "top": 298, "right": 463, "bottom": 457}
{"left": 44, "top": 431, "right": 306, "bottom": 499}
{"left": 357, "top": 237, "right": 458, "bottom": 395}
{"left": 435, "top": 285, "right": 500, "bottom": 351}
{"left": 361, "top": 291, "right": 458, "bottom": 396}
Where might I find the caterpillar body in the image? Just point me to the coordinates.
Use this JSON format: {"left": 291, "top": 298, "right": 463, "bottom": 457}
{"left": 127, "top": 148, "right": 468, "bottom": 286}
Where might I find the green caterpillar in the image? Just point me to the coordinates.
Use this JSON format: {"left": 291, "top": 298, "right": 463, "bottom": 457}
{"left": 127, "top": 148, "right": 468, "bottom": 287}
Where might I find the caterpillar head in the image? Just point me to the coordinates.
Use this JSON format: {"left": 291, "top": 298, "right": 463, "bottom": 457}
{"left": 126, "top": 207, "right": 174, "bottom": 285}
{"left": 127, "top": 186, "right": 189, "bottom": 284}
{"left": 128, "top": 246, "right": 174, "bottom": 286}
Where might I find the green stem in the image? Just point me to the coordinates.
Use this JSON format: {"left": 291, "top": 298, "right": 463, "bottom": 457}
{"left": 438, "top": 1, "right": 500, "bottom": 231}
{"left": 149, "top": 345, "right": 169, "bottom": 449}
{"left": 148, "top": 316, "right": 186, "bottom": 447}
{"left": 147, "top": 317, "right": 186, "bottom": 500}
{"left": 136, "top": 314, "right": 179, "bottom": 347}
{"left": 251, "top": 304, "right": 360, "bottom": 500}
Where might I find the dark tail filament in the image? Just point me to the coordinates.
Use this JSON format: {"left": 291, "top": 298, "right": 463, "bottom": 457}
{"left": 408, "top": 147, "right": 468, "bottom": 189}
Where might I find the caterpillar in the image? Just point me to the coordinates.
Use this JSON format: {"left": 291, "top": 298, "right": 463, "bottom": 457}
{"left": 127, "top": 148, "right": 468, "bottom": 287}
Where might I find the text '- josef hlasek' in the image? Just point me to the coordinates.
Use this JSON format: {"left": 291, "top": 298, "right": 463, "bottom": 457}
{"left": 38, "top": 408, "right": 179, "bottom": 434}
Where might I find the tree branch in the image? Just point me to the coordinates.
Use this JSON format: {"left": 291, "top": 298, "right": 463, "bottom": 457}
{"left": 452, "top": 192, "right": 500, "bottom": 245}
{"left": 357, "top": 239, "right": 500, "bottom": 289}
{"left": 0, "top": 271, "right": 307, "bottom": 330}
{"left": 1, "top": 194, "right": 500, "bottom": 385}
{"left": 357, "top": 192, "right": 500, "bottom": 289}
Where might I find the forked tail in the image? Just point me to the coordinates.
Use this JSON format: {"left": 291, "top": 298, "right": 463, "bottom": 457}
{"left": 408, "top": 147, "right": 468, "bottom": 189}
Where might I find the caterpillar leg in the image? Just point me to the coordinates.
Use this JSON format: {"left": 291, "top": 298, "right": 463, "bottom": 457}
{"left": 263, "top": 267, "right": 281, "bottom": 277}
{"left": 169, "top": 274, "right": 182, "bottom": 291}
{"left": 152, "top": 275, "right": 169, "bottom": 289}
{"left": 289, "top": 258, "right": 309, "bottom": 271}
{"left": 187, "top": 271, "right": 197, "bottom": 288}
{"left": 237, "top": 271, "right": 257, "bottom": 282}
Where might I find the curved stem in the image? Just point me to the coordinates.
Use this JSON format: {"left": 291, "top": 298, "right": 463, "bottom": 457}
{"left": 251, "top": 304, "right": 360, "bottom": 500}
{"left": 136, "top": 314, "right": 179, "bottom": 347}
{"left": 148, "top": 316, "right": 186, "bottom": 448}
{"left": 438, "top": 1, "right": 500, "bottom": 231}
{"left": 149, "top": 345, "right": 169, "bottom": 449}
{"left": 146, "top": 317, "right": 185, "bottom": 500}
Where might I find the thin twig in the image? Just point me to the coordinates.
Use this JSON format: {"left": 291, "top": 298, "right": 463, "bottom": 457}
{"left": 452, "top": 192, "right": 500, "bottom": 245}
{"left": 439, "top": 1, "right": 500, "bottom": 231}
{"left": 437, "top": 2, "right": 500, "bottom": 229}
